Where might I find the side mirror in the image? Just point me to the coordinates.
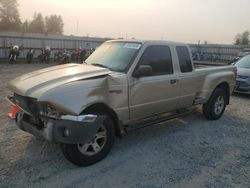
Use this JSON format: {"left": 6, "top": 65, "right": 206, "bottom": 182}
{"left": 133, "top": 65, "right": 153, "bottom": 78}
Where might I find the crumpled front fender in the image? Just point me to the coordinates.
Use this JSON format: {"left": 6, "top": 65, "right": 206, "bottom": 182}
{"left": 38, "top": 78, "right": 109, "bottom": 115}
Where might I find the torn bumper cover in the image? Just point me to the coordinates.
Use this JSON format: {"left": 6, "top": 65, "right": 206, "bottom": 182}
{"left": 16, "top": 112, "right": 106, "bottom": 144}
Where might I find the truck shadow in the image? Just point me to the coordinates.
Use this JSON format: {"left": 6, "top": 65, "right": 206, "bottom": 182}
{"left": 232, "top": 92, "right": 250, "bottom": 99}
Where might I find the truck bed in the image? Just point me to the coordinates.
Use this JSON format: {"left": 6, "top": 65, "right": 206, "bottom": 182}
{"left": 194, "top": 61, "right": 230, "bottom": 69}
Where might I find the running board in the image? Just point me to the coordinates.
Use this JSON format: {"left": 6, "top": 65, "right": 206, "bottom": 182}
{"left": 125, "top": 109, "right": 191, "bottom": 132}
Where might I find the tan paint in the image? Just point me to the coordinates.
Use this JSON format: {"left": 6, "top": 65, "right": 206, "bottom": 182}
{"left": 7, "top": 40, "right": 236, "bottom": 126}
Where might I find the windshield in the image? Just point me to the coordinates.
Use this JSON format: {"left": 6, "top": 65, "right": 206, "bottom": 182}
{"left": 235, "top": 55, "right": 250, "bottom": 68}
{"left": 85, "top": 42, "right": 141, "bottom": 72}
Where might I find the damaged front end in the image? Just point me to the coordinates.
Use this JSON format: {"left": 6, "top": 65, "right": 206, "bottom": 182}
{"left": 7, "top": 94, "right": 105, "bottom": 144}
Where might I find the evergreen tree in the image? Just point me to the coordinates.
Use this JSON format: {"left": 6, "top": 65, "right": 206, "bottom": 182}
{"left": 21, "top": 19, "right": 29, "bottom": 32}
{"left": 234, "top": 33, "right": 242, "bottom": 45}
{"left": 0, "top": 0, "right": 21, "bottom": 31}
{"left": 28, "top": 13, "right": 45, "bottom": 33}
{"left": 241, "top": 31, "right": 249, "bottom": 45}
{"left": 45, "top": 15, "right": 64, "bottom": 34}
{"left": 234, "top": 31, "right": 249, "bottom": 45}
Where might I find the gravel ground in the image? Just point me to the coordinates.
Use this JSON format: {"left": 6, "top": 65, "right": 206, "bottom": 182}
{"left": 0, "top": 63, "right": 250, "bottom": 188}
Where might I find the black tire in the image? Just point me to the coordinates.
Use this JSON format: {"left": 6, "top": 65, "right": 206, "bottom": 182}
{"left": 61, "top": 114, "right": 115, "bottom": 167}
{"left": 203, "top": 88, "right": 227, "bottom": 120}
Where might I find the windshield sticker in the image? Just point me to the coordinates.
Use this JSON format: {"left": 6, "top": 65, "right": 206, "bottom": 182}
{"left": 124, "top": 43, "right": 141, "bottom": 49}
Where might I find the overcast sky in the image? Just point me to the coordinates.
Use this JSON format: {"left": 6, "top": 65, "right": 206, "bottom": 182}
{"left": 19, "top": 0, "right": 250, "bottom": 44}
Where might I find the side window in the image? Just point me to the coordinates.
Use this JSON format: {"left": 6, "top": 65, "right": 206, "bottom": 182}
{"left": 138, "top": 45, "right": 173, "bottom": 76}
{"left": 176, "top": 46, "right": 193, "bottom": 73}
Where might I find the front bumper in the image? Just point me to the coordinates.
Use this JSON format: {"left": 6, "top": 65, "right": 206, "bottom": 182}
{"left": 234, "top": 80, "right": 250, "bottom": 94}
{"left": 16, "top": 111, "right": 105, "bottom": 144}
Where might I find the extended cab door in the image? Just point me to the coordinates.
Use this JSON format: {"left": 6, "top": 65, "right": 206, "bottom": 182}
{"left": 175, "top": 46, "right": 201, "bottom": 108}
{"left": 128, "top": 45, "right": 180, "bottom": 121}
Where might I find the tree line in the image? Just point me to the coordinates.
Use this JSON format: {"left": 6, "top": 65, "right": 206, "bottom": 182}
{"left": 234, "top": 31, "right": 249, "bottom": 45}
{"left": 0, "top": 0, "right": 64, "bottom": 34}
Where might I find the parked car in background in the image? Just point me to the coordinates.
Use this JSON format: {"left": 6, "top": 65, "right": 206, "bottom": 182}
{"left": 234, "top": 55, "right": 250, "bottom": 94}
{"left": 238, "top": 48, "right": 250, "bottom": 57}
{"left": 231, "top": 48, "right": 250, "bottom": 64}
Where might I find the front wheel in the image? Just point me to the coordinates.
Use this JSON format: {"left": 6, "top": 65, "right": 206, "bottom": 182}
{"left": 61, "top": 115, "right": 115, "bottom": 167}
{"left": 203, "top": 88, "right": 227, "bottom": 120}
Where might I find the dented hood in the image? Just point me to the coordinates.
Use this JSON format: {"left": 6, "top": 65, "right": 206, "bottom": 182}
{"left": 7, "top": 63, "right": 111, "bottom": 98}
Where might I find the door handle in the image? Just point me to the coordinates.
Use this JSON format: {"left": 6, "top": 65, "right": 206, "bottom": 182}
{"left": 170, "top": 79, "right": 178, "bottom": 84}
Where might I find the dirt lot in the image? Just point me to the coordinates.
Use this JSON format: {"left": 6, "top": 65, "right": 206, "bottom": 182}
{"left": 0, "top": 63, "right": 250, "bottom": 188}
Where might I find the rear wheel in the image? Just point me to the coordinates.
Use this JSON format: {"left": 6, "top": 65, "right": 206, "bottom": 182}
{"left": 61, "top": 114, "right": 115, "bottom": 167}
{"left": 203, "top": 88, "right": 227, "bottom": 120}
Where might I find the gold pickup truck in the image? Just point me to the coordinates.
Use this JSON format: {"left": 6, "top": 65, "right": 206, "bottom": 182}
{"left": 7, "top": 40, "right": 236, "bottom": 166}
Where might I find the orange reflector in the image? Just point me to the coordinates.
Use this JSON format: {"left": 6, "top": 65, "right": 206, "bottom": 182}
{"left": 8, "top": 105, "right": 20, "bottom": 119}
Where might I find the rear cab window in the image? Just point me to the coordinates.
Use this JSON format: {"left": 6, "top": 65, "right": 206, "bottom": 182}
{"left": 137, "top": 45, "right": 173, "bottom": 76}
{"left": 176, "top": 46, "right": 193, "bottom": 73}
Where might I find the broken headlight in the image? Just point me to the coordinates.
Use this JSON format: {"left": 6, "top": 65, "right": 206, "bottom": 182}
{"left": 39, "top": 103, "right": 61, "bottom": 118}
